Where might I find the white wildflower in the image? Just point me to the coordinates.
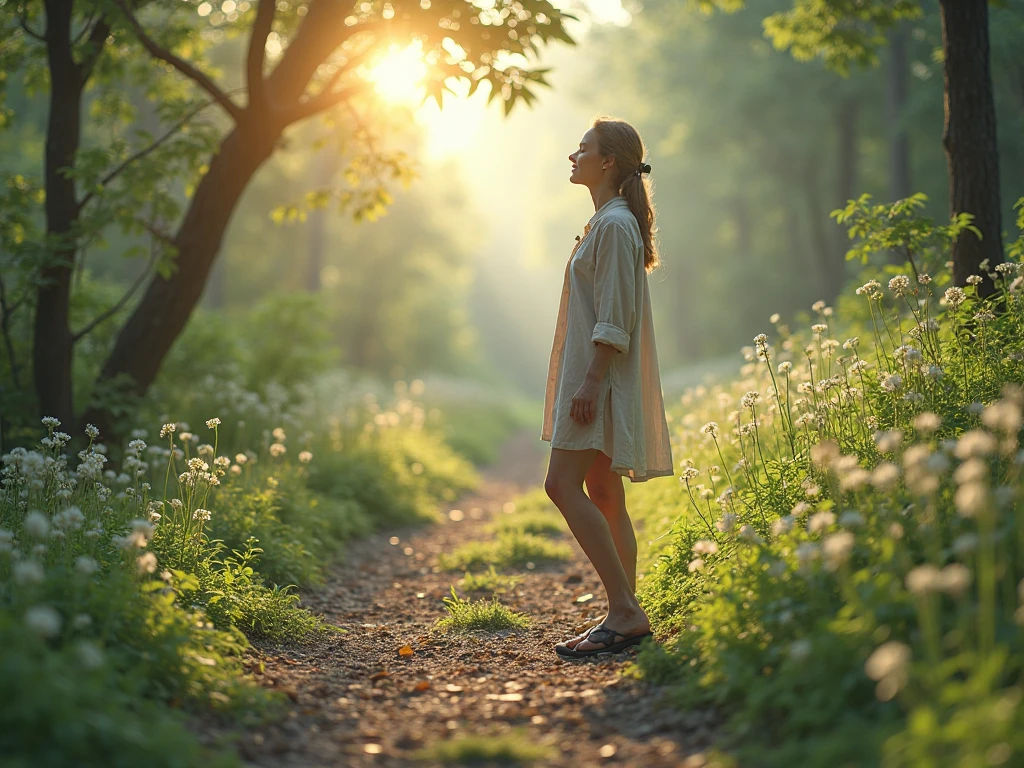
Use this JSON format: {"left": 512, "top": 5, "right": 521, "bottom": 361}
{"left": 906, "top": 564, "right": 942, "bottom": 595}
{"left": 771, "top": 515, "right": 794, "bottom": 537}
{"left": 838, "top": 510, "right": 865, "bottom": 528}
{"left": 14, "top": 560, "right": 45, "bottom": 585}
{"left": 874, "top": 430, "right": 904, "bottom": 454}
{"left": 982, "top": 400, "right": 1022, "bottom": 435}
{"left": 955, "top": 483, "right": 988, "bottom": 518}
{"left": 205, "top": 418, "right": 221, "bottom": 429}
{"left": 881, "top": 373, "right": 903, "bottom": 392}
{"left": 192, "top": 508, "right": 212, "bottom": 523}
{"left": 136, "top": 552, "right": 158, "bottom": 575}
{"left": 23, "top": 511, "right": 50, "bottom": 538}
{"left": 938, "top": 563, "right": 972, "bottom": 598}
{"left": 871, "top": 462, "right": 901, "bottom": 491}
{"left": 954, "top": 430, "right": 997, "bottom": 459}
{"left": 715, "top": 513, "right": 737, "bottom": 533}
{"left": 823, "top": 532, "right": 855, "bottom": 571}
{"left": 807, "top": 511, "right": 835, "bottom": 535}
{"left": 24, "top": 606, "right": 62, "bottom": 637}
{"left": 888, "top": 275, "right": 911, "bottom": 296}
{"left": 943, "top": 286, "right": 966, "bottom": 309}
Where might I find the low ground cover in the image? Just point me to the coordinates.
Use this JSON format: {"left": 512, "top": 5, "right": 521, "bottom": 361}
{"left": 0, "top": 376, "right": 487, "bottom": 766}
{"left": 625, "top": 199, "right": 1024, "bottom": 765}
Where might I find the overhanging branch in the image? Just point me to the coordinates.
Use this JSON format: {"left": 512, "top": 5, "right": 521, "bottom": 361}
{"left": 72, "top": 234, "right": 163, "bottom": 343}
{"left": 246, "top": 0, "right": 275, "bottom": 111}
{"left": 77, "top": 96, "right": 220, "bottom": 212}
{"left": 111, "top": 0, "right": 243, "bottom": 121}
{"left": 284, "top": 82, "right": 372, "bottom": 125}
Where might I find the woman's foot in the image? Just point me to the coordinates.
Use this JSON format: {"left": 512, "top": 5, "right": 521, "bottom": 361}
{"left": 561, "top": 615, "right": 607, "bottom": 650}
{"left": 571, "top": 609, "right": 649, "bottom": 654}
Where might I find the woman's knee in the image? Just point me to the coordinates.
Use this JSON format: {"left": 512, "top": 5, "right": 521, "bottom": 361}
{"left": 544, "top": 473, "right": 570, "bottom": 506}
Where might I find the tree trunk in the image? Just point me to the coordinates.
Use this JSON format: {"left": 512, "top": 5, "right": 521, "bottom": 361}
{"left": 34, "top": 0, "right": 84, "bottom": 430}
{"left": 83, "top": 124, "right": 281, "bottom": 433}
{"left": 939, "top": 0, "right": 1003, "bottom": 296}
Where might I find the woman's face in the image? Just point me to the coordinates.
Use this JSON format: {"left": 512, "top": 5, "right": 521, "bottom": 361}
{"left": 568, "top": 128, "right": 610, "bottom": 187}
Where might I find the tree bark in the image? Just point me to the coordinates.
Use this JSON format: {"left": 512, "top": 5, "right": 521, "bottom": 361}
{"left": 939, "top": 0, "right": 1003, "bottom": 296}
{"left": 34, "top": 0, "right": 84, "bottom": 429}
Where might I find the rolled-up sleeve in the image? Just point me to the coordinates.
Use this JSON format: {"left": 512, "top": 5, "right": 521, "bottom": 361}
{"left": 591, "top": 222, "right": 638, "bottom": 354}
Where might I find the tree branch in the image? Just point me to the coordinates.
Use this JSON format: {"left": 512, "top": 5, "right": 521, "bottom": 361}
{"left": 72, "top": 240, "right": 161, "bottom": 343}
{"left": 246, "top": 0, "right": 275, "bottom": 111}
{"left": 18, "top": 7, "right": 45, "bottom": 41}
{"left": 111, "top": 0, "right": 243, "bottom": 121}
{"left": 77, "top": 17, "right": 112, "bottom": 83}
{"left": 284, "top": 82, "right": 372, "bottom": 125}
{"left": 279, "top": 43, "right": 378, "bottom": 127}
{"left": 77, "top": 96, "right": 220, "bottom": 212}
{"left": 73, "top": 7, "right": 99, "bottom": 46}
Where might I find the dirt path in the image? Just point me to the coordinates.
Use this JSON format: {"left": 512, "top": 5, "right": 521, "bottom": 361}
{"left": 229, "top": 430, "right": 712, "bottom": 767}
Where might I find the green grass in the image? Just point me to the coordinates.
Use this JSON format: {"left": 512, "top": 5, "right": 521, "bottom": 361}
{"left": 414, "top": 729, "right": 555, "bottom": 765}
{"left": 458, "top": 565, "right": 523, "bottom": 594}
{"left": 488, "top": 509, "right": 566, "bottom": 539}
{"left": 438, "top": 529, "right": 572, "bottom": 572}
{"left": 432, "top": 587, "right": 531, "bottom": 633}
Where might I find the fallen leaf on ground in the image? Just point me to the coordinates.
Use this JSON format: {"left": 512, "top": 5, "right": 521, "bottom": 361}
{"left": 575, "top": 593, "right": 594, "bottom": 603}
{"left": 413, "top": 680, "right": 431, "bottom": 691}
{"left": 399, "top": 644, "right": 414, "bottom": 656}
{"left": 369, "top": 670, "right": 390, "bottom": 681}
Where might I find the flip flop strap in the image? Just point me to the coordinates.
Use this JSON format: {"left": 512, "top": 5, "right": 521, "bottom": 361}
{"left": 585, "top": 625, "right": 624, "bottom": 646}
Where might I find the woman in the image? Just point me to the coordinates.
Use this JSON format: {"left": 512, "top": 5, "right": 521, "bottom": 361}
{"left": 541, "top": 117, "right": 674, "bottom": 658}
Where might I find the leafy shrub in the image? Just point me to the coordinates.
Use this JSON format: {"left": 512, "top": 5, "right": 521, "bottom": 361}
{"left": 627, "top": 198, "right": 1024, "bottom": 765}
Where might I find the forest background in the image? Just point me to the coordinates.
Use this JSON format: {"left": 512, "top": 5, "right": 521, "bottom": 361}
{"left": 4, "top": 0, "right": 1023, "bottom": 434}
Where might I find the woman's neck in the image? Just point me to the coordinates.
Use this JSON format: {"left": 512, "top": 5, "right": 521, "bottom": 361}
{"left": 590, "top": 182, "right": 621, "bottom": 212}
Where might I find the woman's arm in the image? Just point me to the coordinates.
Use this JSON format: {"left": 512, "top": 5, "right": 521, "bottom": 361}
{"left": 570, "top": 341, "right": 618, "bottom": 425}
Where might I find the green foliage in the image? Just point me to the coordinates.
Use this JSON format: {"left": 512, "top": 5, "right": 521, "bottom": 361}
{"left": 432, "top": 586, "right": 531, "bottom": 633}
{"left": 438, "top": 529, "right": 572, "bottom": 572}
{"left": 0, "top": 371, "right": 480, "bottom": 762}
{"left": 833, "top": 193, "right": 979, "bottom": 273}
{"left": 624, "top": 207, "right": 1024, "bottom": 763}
{"left": 763, "top": 0, "right": 923, "bottom": 75}
{"left": 413, "top": 727, "right": 554, "bottom": 764}
{"left": 459, "top": 565, "right": 523, "bottom": 595}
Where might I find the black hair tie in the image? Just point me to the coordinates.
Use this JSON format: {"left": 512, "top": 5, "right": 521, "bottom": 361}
{"left": 635, "top": 162, "right": 652, "bottom": 177}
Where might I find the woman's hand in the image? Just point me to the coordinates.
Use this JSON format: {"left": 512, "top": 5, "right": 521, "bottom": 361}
{"left": 570, "top": 376, "right": 601, "bottom": 425}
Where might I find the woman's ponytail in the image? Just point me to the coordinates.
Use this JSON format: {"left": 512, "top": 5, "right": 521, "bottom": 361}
{"left": 592, "top": 117, "right": 660, "bottom": 272}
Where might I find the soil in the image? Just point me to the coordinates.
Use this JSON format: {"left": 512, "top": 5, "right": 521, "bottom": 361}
{"left": 219, "top": 429, "right": 716, "bottom": 767}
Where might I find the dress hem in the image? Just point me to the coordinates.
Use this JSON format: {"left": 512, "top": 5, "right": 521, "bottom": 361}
{"left": 541, "top": 436, "right": 674, "bottom": 483}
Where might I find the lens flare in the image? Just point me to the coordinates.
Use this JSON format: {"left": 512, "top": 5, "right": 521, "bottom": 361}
{"left": 368, "top": 42, "right": 427, "bottom": 104}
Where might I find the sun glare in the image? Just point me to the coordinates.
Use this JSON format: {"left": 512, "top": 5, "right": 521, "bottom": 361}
{"left": 368, "top": 43, "right": 428, "bottom": 104}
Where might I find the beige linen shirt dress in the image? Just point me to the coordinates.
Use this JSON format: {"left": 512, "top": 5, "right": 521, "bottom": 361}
{"left": 541, "top": 196, "right": 674, "bottom": 482}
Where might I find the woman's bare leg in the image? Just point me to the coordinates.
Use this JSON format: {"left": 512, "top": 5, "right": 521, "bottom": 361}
{"left": 563, "top": 451, "right": 638, "bottom": 648}
{"left": 545, "top": 448, "right": 649, "bottom": 652}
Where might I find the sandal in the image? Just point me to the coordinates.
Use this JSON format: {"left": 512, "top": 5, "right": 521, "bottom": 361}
{"left": 555, "top": 623, "right": 653, "bottom": 658}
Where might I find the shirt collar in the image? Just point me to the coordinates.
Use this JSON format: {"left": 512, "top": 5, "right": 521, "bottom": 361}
{"left": 584, "top": 196, "right": 628, "bottom": 234}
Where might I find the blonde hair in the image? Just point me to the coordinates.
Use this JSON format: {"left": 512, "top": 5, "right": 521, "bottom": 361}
{"left": 592, "top": 116, "right": 660, "bottom": 272}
